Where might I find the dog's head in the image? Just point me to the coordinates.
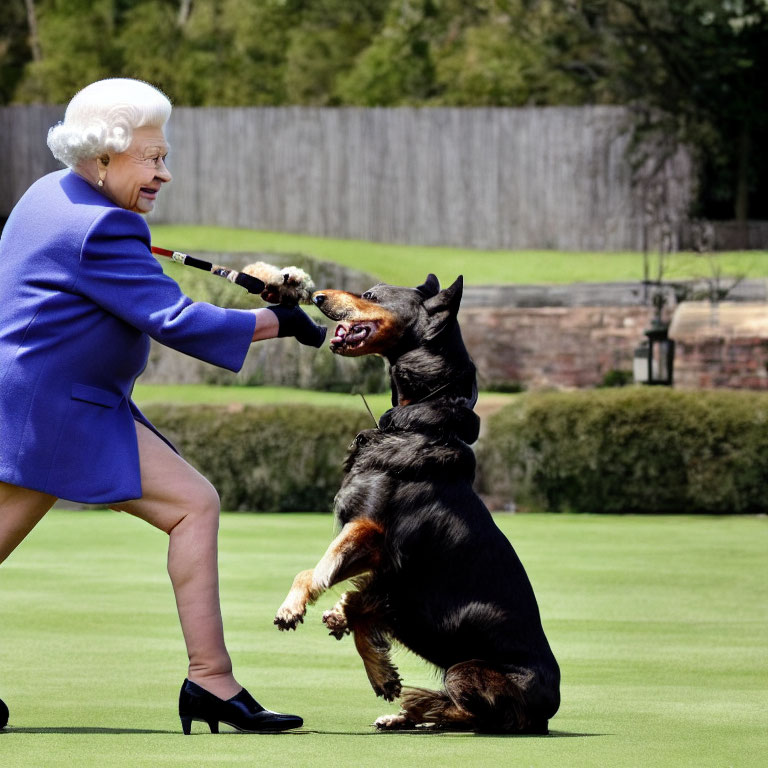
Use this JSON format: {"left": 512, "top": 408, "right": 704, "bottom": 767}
{"left": 312, "top": 274, "right": 463, "bottom": 358}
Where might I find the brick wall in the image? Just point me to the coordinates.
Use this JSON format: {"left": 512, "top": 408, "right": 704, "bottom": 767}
{"left": 460, "top": 306, "right": 653, "bottom": 389}
{"left": 667, "top": 302, "right": 768, "bottom": 390}
{"left": 672, "top": 337, "right": 768, "bottom": 390}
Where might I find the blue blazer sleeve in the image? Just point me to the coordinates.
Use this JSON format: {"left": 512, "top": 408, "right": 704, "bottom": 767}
{"left": 75, "top": 208, "right": 256, "bottom": 372}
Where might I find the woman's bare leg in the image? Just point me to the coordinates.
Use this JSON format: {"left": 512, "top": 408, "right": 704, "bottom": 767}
{"left": 112, "top": 423, "right": 241, "bottom": 700}
{"left": 0, "top": 482, "right": 57, "bottom": 565}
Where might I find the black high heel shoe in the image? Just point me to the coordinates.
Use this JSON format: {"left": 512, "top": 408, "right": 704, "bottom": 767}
{"left": 0, "top": 696, "right": 8, "bottom": 729}
{"left": 178, "top": 679, "right": 303, "bottom": 734}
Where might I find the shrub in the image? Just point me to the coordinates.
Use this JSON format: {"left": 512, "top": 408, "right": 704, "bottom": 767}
{"left": 598, "top": 369, "right": 633, "bottom": 388}
{"left": 142, "top": 403, "right": 373, "bottom": 512}
{"left": 475, "top": 388, "right": 768, "bottom": 514}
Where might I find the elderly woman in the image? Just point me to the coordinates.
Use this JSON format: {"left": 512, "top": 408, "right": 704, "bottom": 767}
{"left": 0, "top": 78, "right": 323, "bottom": 734}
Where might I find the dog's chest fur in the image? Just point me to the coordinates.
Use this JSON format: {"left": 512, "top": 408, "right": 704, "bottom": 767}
{"left": 334, "top": 402, "right": 480, "bottom": 528}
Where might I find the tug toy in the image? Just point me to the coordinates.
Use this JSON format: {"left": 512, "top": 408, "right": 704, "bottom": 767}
{"left": 151, "top": 246, "right": 315, "bottom": 305}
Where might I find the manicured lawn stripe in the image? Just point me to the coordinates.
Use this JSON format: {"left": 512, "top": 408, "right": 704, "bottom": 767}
{"left": 1, "top": 512, "right": 765, "bottom": 767}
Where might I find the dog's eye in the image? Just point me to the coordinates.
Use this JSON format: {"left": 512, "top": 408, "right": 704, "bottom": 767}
{"left": 362, "top": 291, "right": 375, "bottom": 301}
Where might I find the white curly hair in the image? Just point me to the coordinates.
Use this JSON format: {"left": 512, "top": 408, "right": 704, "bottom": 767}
{"left": 47, "top": 78, "right": 172, "bottom": 168}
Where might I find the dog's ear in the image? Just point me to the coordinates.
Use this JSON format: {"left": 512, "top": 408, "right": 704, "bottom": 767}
{"left": 423, "top": 276, "right": 463, "bottom": 340}
{"left": 415, "top": 274, "right": 441, "bottom": 298}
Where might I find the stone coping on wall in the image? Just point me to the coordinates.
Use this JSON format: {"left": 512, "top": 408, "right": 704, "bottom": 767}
{"left": 669, "top": 301, "right": 768, "bottom": 341}
{"left": 461, "top": 280, "right": 768, "bottom": 309}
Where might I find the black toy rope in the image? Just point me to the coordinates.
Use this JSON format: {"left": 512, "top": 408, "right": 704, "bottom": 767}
{"left": 151, "top": 245, "right": 266, "bottom": 295}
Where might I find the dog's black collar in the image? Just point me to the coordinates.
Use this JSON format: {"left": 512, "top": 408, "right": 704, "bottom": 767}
{"left": 357, "top": 377, "right": 478, "bottom": 432}
{"left": 412, "top": 378, "right": 478, "bottom": 409}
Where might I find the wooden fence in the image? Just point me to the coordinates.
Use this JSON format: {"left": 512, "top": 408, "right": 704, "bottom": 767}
{"left": 0, "top": 105, "right": 693, "bottom": 251}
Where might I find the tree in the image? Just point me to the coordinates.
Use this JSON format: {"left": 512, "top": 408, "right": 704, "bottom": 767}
{"left": 430, "top": 1, "right": 589, "bottom": 106}
{"left": 336, "top": 0, "right": 582, "bottom": 106}
{"left": 335, "top": 0, "right": 438, "bottom": 105}
{"left": 564, "top": 0, "right": 768, "bottom": 220}
{"left": 12, "top": 0, "right": 123, "bottom": 103}
{"left": 0, "top": 1, "right": 31, "bottom": 103}
{"left": 114, "top": 0, "right": 185, "bottom": 101}
{"left": 2, "top": 0, "right": 765, "bottom": 223}
{"left": 283, "top": 0, "right": 389, "bottom": 105}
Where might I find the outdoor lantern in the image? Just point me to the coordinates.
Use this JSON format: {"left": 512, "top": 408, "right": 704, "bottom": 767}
{"left": 633, "top": 318, "right": 675, "bottom": 386}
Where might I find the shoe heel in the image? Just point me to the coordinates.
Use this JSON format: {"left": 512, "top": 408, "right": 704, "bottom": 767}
{"left": 207, "top": 719, "right": 219, "bottom": 734}
{"left": 181, "top": 716, "right": 192, "bottom": 735}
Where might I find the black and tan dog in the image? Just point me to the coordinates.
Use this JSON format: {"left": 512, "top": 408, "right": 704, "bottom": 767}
{"left": 274, "top": 275, "right": 560, "bottom": 733}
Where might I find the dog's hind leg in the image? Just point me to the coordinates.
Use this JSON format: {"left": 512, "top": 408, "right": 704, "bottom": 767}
{"left": 354, "top": 618, "right": 402, "bottom": 702}
{"left": 274, "top": 520, "right": 384, "bottom": 630}
{"left": 375, "top": 686, "right": 471, "bottom": 731}
{"left": 324, "top": 585, "right": 402, "bottom": 702}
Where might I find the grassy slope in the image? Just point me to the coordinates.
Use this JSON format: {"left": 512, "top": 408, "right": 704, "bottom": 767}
{"left": 1, "top": 512, "right": 766, "bottom": 768}
{"left": 133, "top": 383, "right": 395, "bottom": 417}
{"left": 131, "top": 384, "right": 517, "bottom": 424}
{"left": 150, "top": 224, "right": 768, "bottom": 287}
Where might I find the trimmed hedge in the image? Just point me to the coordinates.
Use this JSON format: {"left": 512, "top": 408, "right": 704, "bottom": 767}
{"left": 475, "top": 388, "right": 768, "bottom": 514}
{"left": 142, "top": 403, "right": 373, "bottom": 512}
{"left": 143, "top": 389, "right": 768, "bottom": 514}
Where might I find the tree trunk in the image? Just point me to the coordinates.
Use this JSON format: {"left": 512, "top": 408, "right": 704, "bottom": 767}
{"left": 23, "top": 0, "right": 42, "bottom": 62}
{"left": 178, "top": 0, "right": 193, "bottom": 28}
{"left": 734, "top": 122, "right": 750, "bottom": 223}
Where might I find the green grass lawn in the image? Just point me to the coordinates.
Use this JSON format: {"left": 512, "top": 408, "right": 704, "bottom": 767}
{"left": 130, "top": 384, "right": 518, "bottom": 424}
{"left": 132, "top": 383, "right": 396, "bottom": 419}
{"left": 1, "top": 512, "right": 766, "bottom": 767}
{"left": 150, "top": 224, "right": 768, "bottom": 287}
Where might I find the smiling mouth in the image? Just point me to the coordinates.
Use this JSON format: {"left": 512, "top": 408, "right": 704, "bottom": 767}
{"left": 330, "top": 322, "right": 376, "bottom": 353}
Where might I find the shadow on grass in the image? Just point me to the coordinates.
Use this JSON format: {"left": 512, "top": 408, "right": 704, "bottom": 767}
{"left": 1, "top": 727, "right": 176, "bottom": 735}
{"left": 2, "top": 726, "right": 602, "bottom": 738}
{"left": 303, "top": 729, "right": 602, "bottom": 738}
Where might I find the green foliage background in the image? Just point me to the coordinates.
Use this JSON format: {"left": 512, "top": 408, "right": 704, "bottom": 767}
{"left": 2, "top": 0, "right": 767, "bottom": 218}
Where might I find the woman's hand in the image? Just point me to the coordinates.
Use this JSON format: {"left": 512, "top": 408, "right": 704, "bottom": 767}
{"left": 264, "top": 305, "right": 327, "bottom": 348}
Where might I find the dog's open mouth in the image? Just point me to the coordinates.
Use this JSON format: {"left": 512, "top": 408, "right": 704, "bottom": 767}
{"left": 331, "top": 322, "right": 376, "bottom": 353}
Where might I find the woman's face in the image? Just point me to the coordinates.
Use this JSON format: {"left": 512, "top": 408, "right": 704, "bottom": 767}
{"left": 102, "top": 125, "right": 172, "bottom": 214}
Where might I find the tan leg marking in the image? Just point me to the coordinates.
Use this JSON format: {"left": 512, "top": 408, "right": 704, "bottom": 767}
{"left": 274, "top": 519, "right": 383, "bottom": 631}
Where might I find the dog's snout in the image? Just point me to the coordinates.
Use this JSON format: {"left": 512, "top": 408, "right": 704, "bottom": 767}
{"left": 313, "top": 293, "right": 326, "bottom": 307}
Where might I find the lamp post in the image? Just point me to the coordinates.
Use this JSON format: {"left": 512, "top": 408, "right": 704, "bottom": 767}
{"left": 633, "top": 291, "right": 675, "bottom": 386}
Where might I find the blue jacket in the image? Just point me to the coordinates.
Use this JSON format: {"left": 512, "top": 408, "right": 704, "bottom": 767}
{"left": 0, "top": 170, "right": 256, "bottom": 503}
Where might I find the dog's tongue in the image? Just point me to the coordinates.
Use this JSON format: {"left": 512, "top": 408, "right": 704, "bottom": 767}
{"left": 346, "top": 325, "right": 370, "bottom": 343}
{"left": 331, "top": 323, "right": 371, "bottom": 350}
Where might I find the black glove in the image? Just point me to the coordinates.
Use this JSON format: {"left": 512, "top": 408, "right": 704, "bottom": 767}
{"left": 267, "top": 305, "right": 327, "bottom": 348}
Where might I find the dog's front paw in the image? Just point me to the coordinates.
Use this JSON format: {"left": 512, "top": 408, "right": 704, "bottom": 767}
{"left": 322, "top": 608, "right": 350, "bottom": 639}
{"left": 274, "top": 596, "right": 307, "bottom": 631}
{"left": 374, "top": 713, "right": 416, "bottom": 730}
